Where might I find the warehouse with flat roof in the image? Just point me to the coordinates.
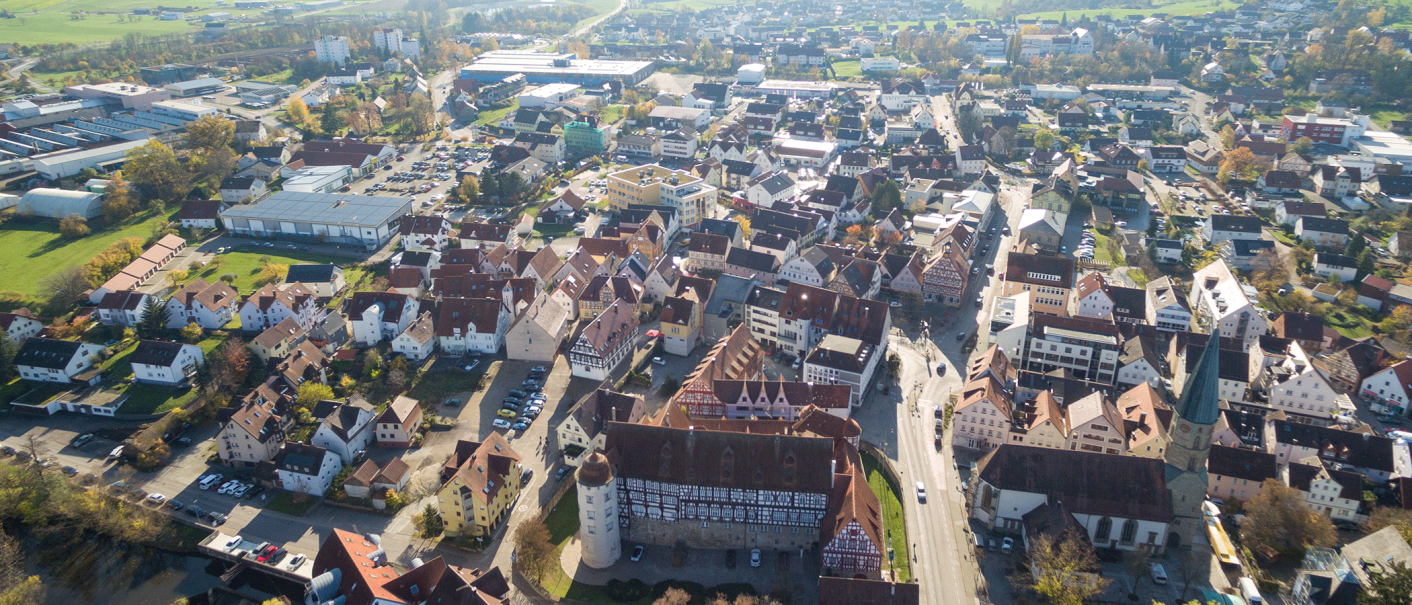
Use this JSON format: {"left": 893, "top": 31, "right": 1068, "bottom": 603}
{"left": 459, "top": 51, "right": 655, "bottom": 85}
{"left": 220, "top": 191, "right": 413, "bottom": 250}
{"left": 164, "top": 78, "right": 229, "bottom": 98}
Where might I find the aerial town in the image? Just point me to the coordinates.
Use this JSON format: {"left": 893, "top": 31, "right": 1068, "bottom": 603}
{"left": 0, "top": 0, "right": 1410, "bottom": 603}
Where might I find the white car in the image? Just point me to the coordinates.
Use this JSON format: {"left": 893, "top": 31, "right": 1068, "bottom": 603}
{"left": 146, "top": 493, "right": 166, "bottom": 504}
{"left": 224, "top": 536, "right": 243, "bottom": 550}
{"left": 287, "top": 554, "right": 307, "bottom": 569}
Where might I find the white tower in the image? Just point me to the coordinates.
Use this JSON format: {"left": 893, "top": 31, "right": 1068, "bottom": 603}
{"left": 576, "top": 452, "right": 620, "bottom": 569}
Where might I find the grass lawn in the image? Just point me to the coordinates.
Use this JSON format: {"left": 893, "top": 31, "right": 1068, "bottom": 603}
{"left": 0, "top": 0, "right": 275, "bottom": 44}
{"left": 1091, "top": 230, "right": 1114, "bottom": 263}
{"left": 1127, "top": 269, "right": 1150, "bottom": 288}
{"left": 600, "top": 105, "right": 624, "bottom": 125}
{"left": 0, "top": 379, "right": 30, "bottom": 406}
{"left": 977, "top": 0, "right": 1240, "bottom": 20}
{"left": 405, "top": 365, "right": 486, "bottom": 405}
{"left": 861, "top": 453, "right": 911, "bottom": 582}
{"left": 1326, "top": 308, "right": 1373, "bottom": 339}
{"left": 266, "top": 490, "right": 320, "bottom": 516}
{"left": 0, "top": 208, "right": 177, "bottom": 308}
{"left": 574, "top": 0, "right": 623, "bottom": 29}
{"left": 252, "top": 69, "right": 296, "bottom": 84}
{"left": 536, "top": 484, "right": 632, "bottom": 602}
{"left": 1366, "top": 105, "right": 1409, "bottom": 129}
{"left": 476, "top": 101, "right": 519, "bottom": 127}
{"left": 832, "top": 59, "right": 863, "bottom": 78}
{"left": 194, "top": 249, "right": 365, "bottom": 293}
{"left": 104, "top": 336, "right": 222, "bottom": 415}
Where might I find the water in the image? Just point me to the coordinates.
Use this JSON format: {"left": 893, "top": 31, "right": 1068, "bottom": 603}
{"left": 24, "top": 533, "right": 300, "bottom": 605}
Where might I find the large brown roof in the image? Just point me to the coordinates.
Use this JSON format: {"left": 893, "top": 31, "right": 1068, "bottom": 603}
{"left": 976, "top": 444, "right": 1173, "bottom": 522}
{"left": 577, "top": 299, "right": 638, "bottom": 357}
{"left": 441, "top": 434, "right": 522, "bottom": 505}
{"left": 604, "top": 421, "right": 835, "bottom": 492}
{"left": 712, "top": 380, "right": 853, "bottom": 410}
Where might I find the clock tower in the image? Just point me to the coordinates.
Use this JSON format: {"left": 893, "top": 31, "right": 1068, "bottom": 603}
{"left": 1163, "top": 338, "right": 1221, "bottom": 549}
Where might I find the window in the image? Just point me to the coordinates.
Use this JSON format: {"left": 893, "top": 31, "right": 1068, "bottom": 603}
{"left": 1094, "top": 517, "right": 1112, "bottom": 542}
{"left": 1120, "top": 519, "right": 1138, "bottom": 544}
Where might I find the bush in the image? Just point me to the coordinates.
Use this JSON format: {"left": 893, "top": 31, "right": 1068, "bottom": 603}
{"left": 606, "top": 579, "right": 652, "bottom": 602}
{"left": 652, "top": 580, "right": 707, "bottom": 602}
{"left": 59, "top": 214, "right": 90, "bottom": 239}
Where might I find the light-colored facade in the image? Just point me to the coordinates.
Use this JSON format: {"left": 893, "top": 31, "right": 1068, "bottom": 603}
{"left": 606, "top": 165, "right": 717, "bottom": 228}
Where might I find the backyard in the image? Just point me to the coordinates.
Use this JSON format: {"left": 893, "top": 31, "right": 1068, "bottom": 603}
{"left": 0, "top": 208, "right": 176, "bottom": 309}
{"left": 192, "top": 249, "right": 370, "bottom": 293}
{"left": 101, "top": 336, "right": 225, "bottom": 415}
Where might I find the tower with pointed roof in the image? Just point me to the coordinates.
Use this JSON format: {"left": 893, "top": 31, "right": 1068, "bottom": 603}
{"left": 1163, "top": 339, "right": 1221, "bottom": 549}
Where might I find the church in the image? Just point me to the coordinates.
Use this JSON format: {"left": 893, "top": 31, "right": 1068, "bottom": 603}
{"left": 968, "top": 338, "right": 1221, "bottom": 553}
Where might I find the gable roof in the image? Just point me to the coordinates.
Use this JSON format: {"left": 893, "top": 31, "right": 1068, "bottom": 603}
{"left": 976, "top": 444, "right": 1172, "bottom": 522}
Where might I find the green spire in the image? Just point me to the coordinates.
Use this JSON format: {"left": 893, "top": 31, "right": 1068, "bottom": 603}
{"left": 1177, "top": 338, "right": 1222, "bottom": 426}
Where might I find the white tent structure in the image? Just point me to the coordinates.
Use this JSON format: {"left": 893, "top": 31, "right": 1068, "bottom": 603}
{"left": 17, "top": 188, "right": 103, "bottom": 219}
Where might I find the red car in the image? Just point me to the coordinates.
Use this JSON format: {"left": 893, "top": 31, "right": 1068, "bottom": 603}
{"left": 256, "top": 545, "right": 279, "bottom": 562}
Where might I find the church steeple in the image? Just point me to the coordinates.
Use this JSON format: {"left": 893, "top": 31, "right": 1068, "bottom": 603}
{"left": 1163, "top": 338, "right": 1221, "bottom": 549}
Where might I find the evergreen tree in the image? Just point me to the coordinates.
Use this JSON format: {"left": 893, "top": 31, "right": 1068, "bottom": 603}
{"left": 1346, "top": 232, "right": 1367, "bottom": 258}
{"left": 0, "top": 335, "right": 16, "bottom": 383}
{"left": 136, "top": 300, "right": 170, "bottom": 339}
{"left": 1357, "top": 249, "right": 1377, "bottom": 277}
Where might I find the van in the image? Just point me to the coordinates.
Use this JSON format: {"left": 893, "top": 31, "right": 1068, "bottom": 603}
{"left": 1150, "top": 563, "right": 1169, "bottom": 585}
{"left": 973, "top": 533, "right": 985, "bottom": 549}
{"left": 1239, "top": 577, "right": 1263, "bottom": 605}
{"left": 199, "top": 474, "right": 223, "bottom": 490}
{"left": 915, "top": 481, "right": 926, "bottom": 503}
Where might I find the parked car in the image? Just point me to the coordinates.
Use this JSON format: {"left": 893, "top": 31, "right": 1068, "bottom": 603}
{"left": 1001, "top": 537, "right": 1014, "bottom": 554}
{"left": 492, "top": 418, "right": 512, "bottom": 429}
{"left": 71, "top": 434, "right": 94, "bottom": 448}
{"left": 750, "top": 549, "right": 761, "bottom": 568}
{"left": 631, "top": 545, "right": 645, "bottom": 562}
{"left": 652, "top": 356, "right": 666, "bottom": 365}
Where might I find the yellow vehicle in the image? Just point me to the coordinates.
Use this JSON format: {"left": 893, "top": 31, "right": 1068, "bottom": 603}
{"left": 496, "top": 409, "right": 516, "bottom": 419}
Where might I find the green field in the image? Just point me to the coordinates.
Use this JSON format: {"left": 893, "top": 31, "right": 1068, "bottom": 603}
{"left": 832, "top": 59, "right": 863, "bottom": 78}
{"left": 862, "top": 453, "right": 911, "bottom": 583}
{"left": 0, "top": 208, "right": 176, "bottom": 307}
{"left": 476, "top": 100, "right": 519, "bottom": 127}
{"left": 973, "top": 0, "right": 1241, "bottom": 20}
{"left": 191, "top": 248, "right": 369, "bottom": 293}
{"left": 0, "top": 0, "right": 273, "bottom": 46}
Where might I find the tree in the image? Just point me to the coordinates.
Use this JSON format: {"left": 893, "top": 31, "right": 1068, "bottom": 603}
{"left": 456, "top": 175, "right": 480, "bottom": 204}
{"left": 320, "top": 103, "right": 345, "bottom": 134}
{"left": 180, "top": 322, "right": 204, "bottom": 344}
{"left": 1026, "top": 526, "right": 1109, "bottom": 605}
{"left": 1292, "top": 136, "right": 1314, "bottom": 156}
{"left": 1033, "top": 128, "right": 1055, "bottom": 152}
{"left": 871, "top": 179, "right": 903, "bottom": 214}
{"left": 413, "top": 503, "right": 444, "bottom": 538}
{"left": 0, "top": 336, "right": 15, "bottom": 383}
{"left": 286, "top": 96, "right": 311, "bottom": 125}
{"left": 136, "top": 300, "right": 170, "bottom": 338}
{"left": 1378, "top": 305, "right": 1412, "bottom": 337}
{"left": 183, "top": 114, "right": 235, "bottom": 155}
{"left": 363, "top": 349, "right": 384, "bottom": 379}
{"left": 1357, "top": 249, "right": 1377, "bottom": 277}
{"left": 296, "top": 382, "right": 335, "bottom": 408}
{"left": 206, "top": 337, "right": 251, "bottom": 391}
{"left": 1361, "top": 562, "right": 1412, "bottom": 605}
{"left": 956, "top": 107, "right": 983, "bottom": 143}
{"left": 1250, "top": 247, "right": 1291, "bottom": 291}
{"left": 1347, "top": 231, "right": 1368, "bottom": 258}
{"left": 1219, "top": 124, "right": 1236, "bottom": 150}
{"left": 40, "top": 265, "right": 92, "bottom": 312}
{"left": 125, "top": 140, "right": 191, "bottom": 203}
{"left": 101, "top": 173, "right": 136, "bottom": 223}
{"left": 1240, "top": 479, "right": 1336, "bottom": 558}
{"left": 1364, "top": 506, "right": 1412, "bottom": 544}
{"left": 58, "top": 214, "right": 89, "bottom": 239}
{"left": 1218, "top": 147, "right": 1260, "bottom": 184}
{"left": 512, "top": 519, "right": 556, "bottom": 581}
{"left": 734, "top": 216, "right": 751, "bottom": 239}
{"left": 654, "top": 588, "right": 692, "bottom": 605}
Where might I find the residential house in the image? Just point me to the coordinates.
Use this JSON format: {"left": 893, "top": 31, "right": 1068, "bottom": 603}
{"left": 238, "top": 283, "right": 318, "bottom": 333}
{"left": 568, "top": 299, "right": 639, "bottom": 380}
{"left": 273, "top": 443, "right": 342, "bottom": 496}
{"left": 375, "top": 395, "right": 423, "bottom": 448}
{"left": 0, "top": 310, "right": 42, "bottom": 344}
{"left": 1295, "top": 217, "right": 1350, "bottom": 249}
{"left": 1202, "top": 215, "right": 1263, "bottom": 244}
{"left": 284, "top": 265, "right": 346, "bottom": 301}
{"left": 14, "top": 339, "right": 105, "bottom": 384}
{"left": 165, "top": 278, "right": 239, "bottom": 329}
{"left": 558, "top": 389, "right": 648, "bottom": 466}
{"left": 129, "top": 340, "right": 203, "bottom": 386}
{"left": 1189, "top": 260, "right": 1268, "bottom": 350}
{"left": 311, "top": 395, "right": 377, "bottom": 465}
{"left": 1360, "top": 360, "right": 1412, "bottom": 417}
{"left": 803, "top": 334, "right": 880, "bottom": 408}
{"left": 391, "top": 311, "right": 437, "bottom": 362}
{"left": 437, "top": 297, "right": 510, "bottom": 355}
{"left": 437, "top": 435, "right": 524, "bottom": 536}
{"left": 1146, "top": 276, "right": 1192, "bottom": 332}
{"left": 217, "top": 400, "right": 283, "bottom": 466}
{"left": 96, "top": 291, "right": 151, "bottom": 327}
{"left": 251, "top": 317, "right": 306, "bottom": 363}
{"left": 343, "top": 458, "right": 411, "bottom": 500}
{"left": 347, "top": 290, "right": 419, "bottom": 346}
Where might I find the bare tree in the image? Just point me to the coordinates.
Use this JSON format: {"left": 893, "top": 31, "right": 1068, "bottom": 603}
{"left": 1124, "top": 549, "right": 1151, "bottom": 599}
{"left": 40, "top": 265, "right": 92, "bottom": 312}
{"left": 22, "top": 434, "right": 45, "bottom": 463}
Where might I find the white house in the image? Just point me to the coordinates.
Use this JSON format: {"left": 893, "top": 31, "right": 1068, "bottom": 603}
{"left": 238, "top": 283, "right": 318, "bottom": 333}
{"left": 437, "top": 297, "right": 511, "bottom": 354}
{"left": 347, "top": 291, "right": 419, "bottom": 346}
{"left": 0, "top": 310, "right": 43, "bottom": 344}
{"left": 390, "top": 311, "right": 437, "bottom": 362}
{"left": 1360, "top": 360, "right": 1412, "bottom": 417}
{"left": 311, "top": 396, "right": 377, "bottom": 464}
{"left": 802, "top": 334, "right": 880, "bottom": 408}
{"left": 1146, "top": 277, "right": 1192, "bottom": 332}
{"left": 218, "top": 399, "right": 284, "bottom": 467}
{"left": 166, "top": 279, "right": 239, "bottom": 330}
{"left": 1202, "top": 215, "right": 1264, "bottom": 244}
{"left": 14, "top": 338, "right": 106, "bottom": 384}
{"left": 1267, "top": 364, "right": 1340, "bottom": 418}
{"left": 1189, "top": 260, "right": 1268, "bottom": 351}
{"left": 274, "top": 443, "right": 342, "bottom": 496}
{"left": 129, "top": 341, "right": 203, "bottom": 386}
{"left": 1312, "top": 253, "right": 1358, "bottom": 283}
{"left": 96, "top": 291, "right": 151, "bottom": 327}
{"left": 745, "top": 172, "right": 796, "bottom": 208}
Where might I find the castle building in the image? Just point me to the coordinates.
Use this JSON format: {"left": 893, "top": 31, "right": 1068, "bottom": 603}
{"left": 576, "top": 452, "right": 623, "bottom": 569}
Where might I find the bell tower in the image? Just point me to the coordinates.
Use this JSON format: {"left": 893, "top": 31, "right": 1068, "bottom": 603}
{"left": 1163, "top": 338, "right": 1221, "bottom": 549}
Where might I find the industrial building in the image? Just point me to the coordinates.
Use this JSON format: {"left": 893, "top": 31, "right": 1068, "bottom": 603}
{"left": 219, "top": 191, "right": 413, "bottom": 250}
{"left": 139, "top": 64, "right": 204, "bottom": 85}
{"left": 29, "top": 139, "right": 149, "bottom": 180}
{"left": 63, "top": 82, "right": 171, "bottom": 111}
{"left": 752, "top": 79, "right": 836, "bottom": 99}
{"left": 164, "top": 78, "right": 229, "bottom": 98}
{"left": 459, "top": 51, "right": 655, "bottom": 86}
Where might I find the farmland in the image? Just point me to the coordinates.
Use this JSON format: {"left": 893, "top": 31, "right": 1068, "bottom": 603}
{"left": 0, "top": 208, "right": 177, "bottom": 309}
